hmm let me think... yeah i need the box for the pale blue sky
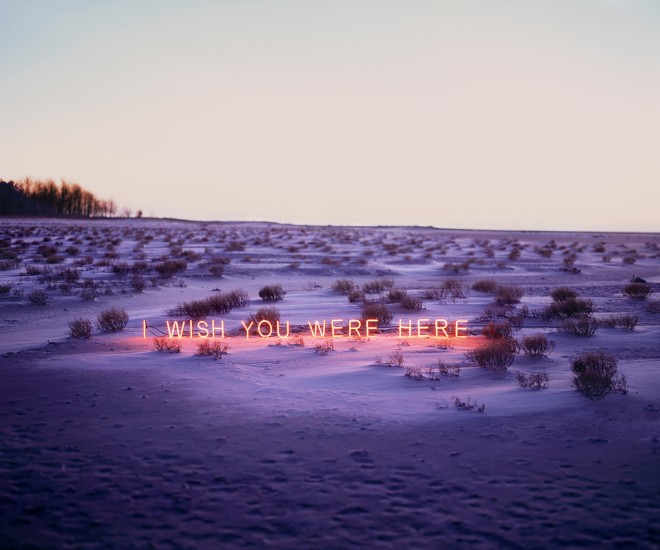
[1,0,659,230]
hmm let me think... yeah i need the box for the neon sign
[142,318,468,340]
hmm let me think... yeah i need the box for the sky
[1,0,659,231]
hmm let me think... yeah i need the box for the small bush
[386,288,408,303]
[226,289,250,308]
[153,337,182,353]
[287,335,305,347]
[543,297,593,319]
[0,259,20,271]
[258,284,286,302]
[314,339,334,355]
[361,302,393,325]
[170,299,212,319]
[452,396,485,412]
[200,294,230,314]
[438,279,469,302]
[472,279,498,294]
[481,320,513,340]
[226,241,245,252]
[332,279,356,294]
[551,287,578,302]
[363,278,395,294]
[385,351,405,367]
[437,361,460,377]
[208,263,225,277]
[68,318,92,339]
[195,339,229,359]
[465,339,517,371]
[28,289,48,305]
[81,281,100,301]
[247,307,280,325]
[571,351,627,400]
[112,262,131,277]
[495,285,524,307]
[347,290,365,303]
[598,314,638,330]
[647,300,660,314]
[0,283,12,295]
[623,282,651,299]
[404,366,424,380]
[154,259,187,278]
[130,274,146,293]
[97,308,129,332]
[400,293,424,311]
[520,333,555,356]
[562,315,598,337]
[516,371,549,390]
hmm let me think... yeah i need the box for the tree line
[0,178,138,218]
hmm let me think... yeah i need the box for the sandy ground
[1,218,659,548]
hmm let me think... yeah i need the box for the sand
[1,218,659,548]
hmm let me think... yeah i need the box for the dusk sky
[1,0,659,231]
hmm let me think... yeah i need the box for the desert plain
[1,217,659,548]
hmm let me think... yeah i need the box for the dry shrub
[404,366,424,380]
[481,320,513,340]
[25,264,47,276]
[386,288,408,303]
[476,305,509,322]
[332,279,356,294]
[363,278,395,294]
[28,289,48,305]
[225,289,250,308]
[543,298,593,319]
[520,333,555,357]
[208,263,225,277]
[571,351,627,400]
[170,299,212,319]
[347,290,365,303]
[0,283,12,295]
[247,307,280,325]
[81,280,100,301]
[647,300,660,314]
[314,339,334,355]
[551,287,578,302]
[516,371,549,390]
[438,279,469,302]
[384,351,405,367]
[68,318,92,339]
[205,294,233,315]
[400,294,423,311]
[562,315,598,337]
[112,262,131,277]
[195,340,229,359]
[130,275,146,293]
[443,262,470,273]
[153,336,181,353]
[0,259,20,271]
[598,314,638,330]
[465,339,517,371]
[154,259,187,278]
[259,284,286,301]
[361,301,393,325]
[287,335,305,347]
[472,279,498,294]
[452,396,485,412]
[97,308,129,332]
[623,282,651,299]
[495,285,524,307]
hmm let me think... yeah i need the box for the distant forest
[0,178,137,218]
